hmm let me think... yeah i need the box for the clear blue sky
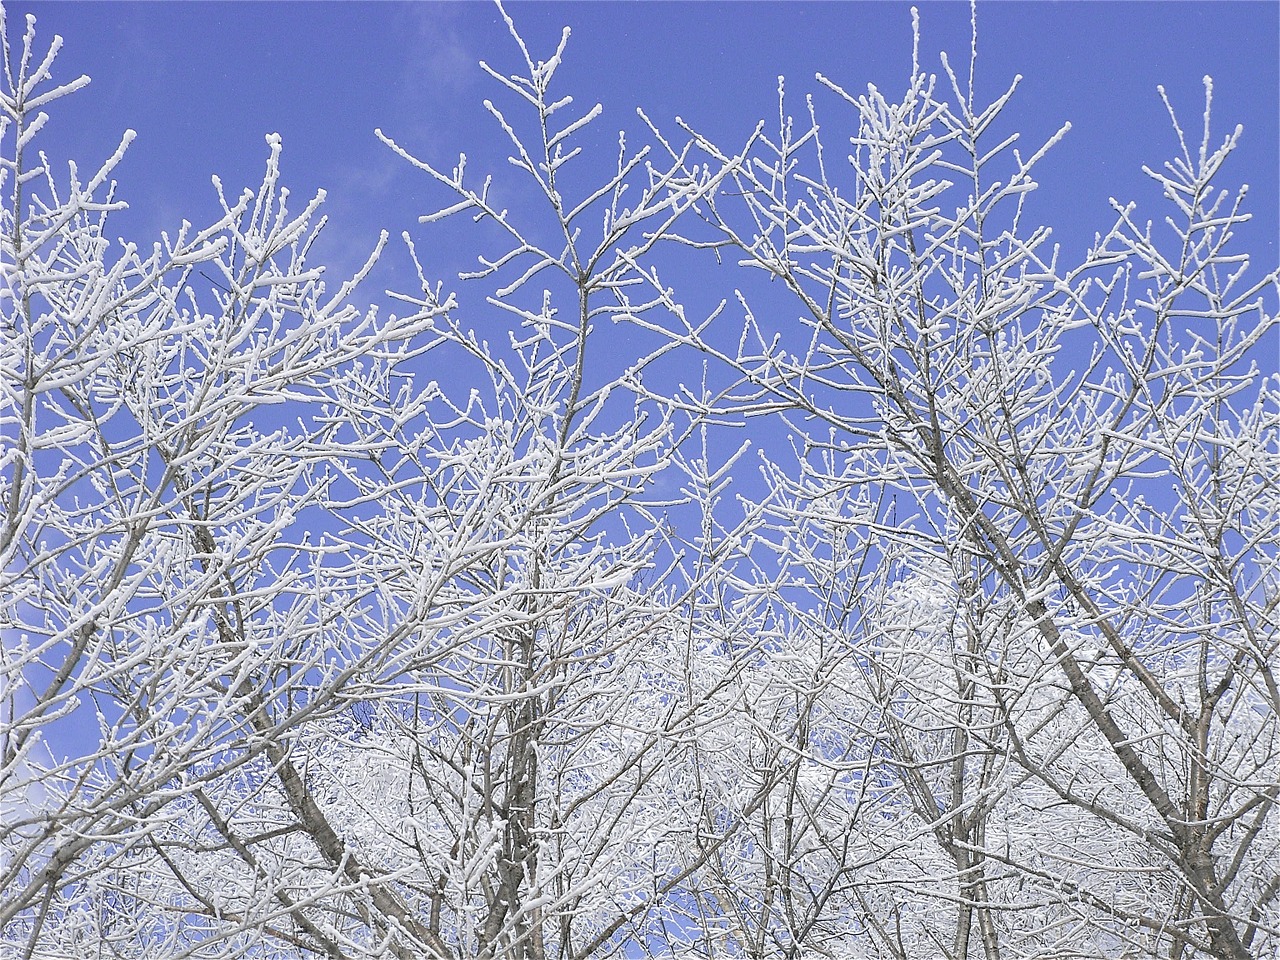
[6,7,1278,935]
[17,1,1278,297]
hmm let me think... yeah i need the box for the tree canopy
[2,5,1277,959]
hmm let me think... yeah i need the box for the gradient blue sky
[7,2,1279,880]
[13,1,1279,359]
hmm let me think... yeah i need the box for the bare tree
[2,7,768,958]
[644,9,1279,958]
[0,6,449,954]
[3,4,1276,960]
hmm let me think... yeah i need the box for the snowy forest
[2,4,1277,959]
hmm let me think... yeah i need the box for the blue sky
[18,1,1279,303]
[5,5,1278,944]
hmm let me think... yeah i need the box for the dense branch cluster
[2,6,1276,959]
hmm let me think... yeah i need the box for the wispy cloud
[395,2,480,104]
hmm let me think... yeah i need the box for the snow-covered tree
[643,10,1279,958]
[2,4,1276,960]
